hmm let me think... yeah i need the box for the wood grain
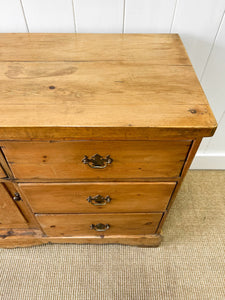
[0,228,44,248]
[36,213,162,237]
[0,61,216,137]
[0,164,6,178]
[46,234,162,247]
[0,148,13,178]
[2,140,191,179]
[0,229,161,248]
[0,62,210,106]
[0,33,190,63]
[0,127,217,141]
[0,183,27,225]
[0,34,217,139]
[19,182,176,213]
[5,181,43,229]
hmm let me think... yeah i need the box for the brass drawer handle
[82,154,113,169]
[90,223,110,232]
[87,195,111,206]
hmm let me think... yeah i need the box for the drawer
[2,140,191,179]
[36,213,163,237]
[19,182,176,213]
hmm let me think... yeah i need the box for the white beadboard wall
[0,0,225,169]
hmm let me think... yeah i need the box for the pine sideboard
[0,34,217,248]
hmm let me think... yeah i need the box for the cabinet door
[0,183,26,225]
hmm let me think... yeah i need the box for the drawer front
[19,182,176,213]
[36,213,163,237]
[2,141,191,179]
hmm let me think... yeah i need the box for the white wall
[0,0,225,169]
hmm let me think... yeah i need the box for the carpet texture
[0,171,225,300]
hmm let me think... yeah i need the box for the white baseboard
[190,154,225,169]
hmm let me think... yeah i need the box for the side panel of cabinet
[0,183,27,225]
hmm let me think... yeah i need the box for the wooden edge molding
[0,231,161,248]
[0,228,43,248]
[0,126,216,141]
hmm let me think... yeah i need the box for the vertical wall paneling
[199,14,225,157]
[201,13,225,122]
[191,112,225,168]
[0,0,27,32]
[22,0,75,33]
[196,139,211,154]
[172,0,225,79]
[124,0,177,33]
[206,112,225,154]
[74,0,124,33]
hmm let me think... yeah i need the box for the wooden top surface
[0,34,216,140]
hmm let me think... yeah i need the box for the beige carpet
[0,171,224,300]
